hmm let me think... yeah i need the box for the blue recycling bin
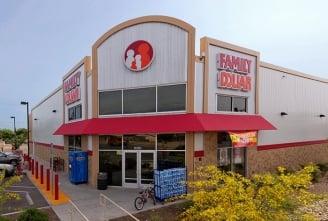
[69,151,88,184]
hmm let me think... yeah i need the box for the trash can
[97,172,108,190]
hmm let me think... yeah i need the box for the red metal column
[40,165,44,184]
[46,169,50,191]
[54,174,59,200]
[31,159,34,175]
[28,158,31,171]
[35,161,38,179]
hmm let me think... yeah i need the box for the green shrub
[18,208,48,221]
[0,216,10,221]
[181,165,318,221]
[317,163,328,173]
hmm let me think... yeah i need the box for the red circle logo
[124,40,154,72]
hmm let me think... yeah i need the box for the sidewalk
[51,173,181,221]
[26,157,181,221]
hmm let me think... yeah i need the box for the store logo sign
[217,53,252,92]
[124,40,154,72]
[64,71,81,105]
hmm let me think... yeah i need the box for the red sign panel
[124,40,154,72]
[216,53,252,92]
[64,71,81,105]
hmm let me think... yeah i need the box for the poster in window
[219,148,229,166]
[233,148,242,164]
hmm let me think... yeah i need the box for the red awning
[53,113,276,135]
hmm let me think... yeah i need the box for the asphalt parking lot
[1,174,49,215]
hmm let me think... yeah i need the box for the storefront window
[157,134,185,150]
[99,151,122,186]
[217,95,247,112]
[68,104,82,121]
[99,135,122,150]
[157,84,186,112]
[123,134,155,150]
[218,132,232,147]
[233,97,247,112]
[123,87,156,114]
[217,132,246,176]
[99,90,122,115]
[68,136,81,151]
[99,84,187,116]
[157,151,185,170]
[217,95,232,112]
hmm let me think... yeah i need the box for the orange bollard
[31,159,34,175]
[36,161,39,179]
[55,174,59,200]
[46,169,50,191]
[40,165,44,184]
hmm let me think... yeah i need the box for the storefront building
[30,16,328,188]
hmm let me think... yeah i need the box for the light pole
[20,101,29,156]
[10,116,16,149]
[10,116,16,134]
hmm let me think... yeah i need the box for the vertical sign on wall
[64,71,81,105]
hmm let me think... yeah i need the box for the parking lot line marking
[11,185,36,189]
[69,200,90,221]
[1,206,51,216]
[99,193,140,221]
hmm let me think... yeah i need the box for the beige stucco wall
[32,143,68,172]
[247,143,328,175]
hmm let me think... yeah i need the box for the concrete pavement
[52,173,180,221]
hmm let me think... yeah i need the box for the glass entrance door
[125,152,138,184]
[123,151,155,188]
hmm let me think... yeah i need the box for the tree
[181,165,318,221]
[0,128,27,150]
[0,171,21,212]
[0,129,15,144]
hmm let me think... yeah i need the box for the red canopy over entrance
[53,113,276,135]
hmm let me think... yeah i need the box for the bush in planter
[181,165,318,221]
[18,208,48,221]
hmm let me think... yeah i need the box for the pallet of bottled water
[154,168,187,201]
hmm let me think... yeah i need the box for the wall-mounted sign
[228,131,257,148]
[124,40,154,72]
[64,71,81,105]
[217,53,252,92]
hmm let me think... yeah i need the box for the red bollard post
[31,159,34,175]
[46,169,50,191]
[28,158,31,171]
[40,165,44,184]
[35,161,38,179]
[54,174,59,200]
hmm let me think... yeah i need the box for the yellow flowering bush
[0,170,21,212]
[181,165,318,221]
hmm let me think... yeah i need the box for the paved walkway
[52,173,175,221]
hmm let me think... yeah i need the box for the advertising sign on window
[219,148,229,166]
[228,131,257,148]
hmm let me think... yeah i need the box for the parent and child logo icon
[124,40,154,72]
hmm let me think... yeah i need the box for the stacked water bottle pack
[154,168,187,201]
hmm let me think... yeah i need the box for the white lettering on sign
[64,71,81,105]
[216,53,252,92]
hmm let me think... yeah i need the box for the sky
[0,0,327,129]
